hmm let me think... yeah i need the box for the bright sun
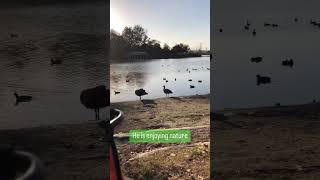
[110,8,124,33]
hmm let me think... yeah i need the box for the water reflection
[0,3,106,129]
[111,57,210,102]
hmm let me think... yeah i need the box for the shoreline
[3,95,320,178]
[0,95,210,179]
[110,54,209,63]
[213,101,320,179]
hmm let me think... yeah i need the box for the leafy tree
[171,43,190,54]
[122,25,149,49]
[110,29,127,59]
[163,43,170,52]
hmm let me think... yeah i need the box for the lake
[0,2,107,129]
[213,0,320,110]
[110,56,210,102]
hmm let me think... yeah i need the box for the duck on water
[14,92,32,105]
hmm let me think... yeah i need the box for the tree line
[110,25,201,61]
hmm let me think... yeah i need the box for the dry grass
[123,143,210,180]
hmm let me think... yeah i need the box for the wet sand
[213,102,320,180]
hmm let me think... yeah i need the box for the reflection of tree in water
[0,41,39,58]
[0,41,39,70]
[47,33,105,66]
[47,32,107,80]
[125,72,147,87]
[111,71,147,88]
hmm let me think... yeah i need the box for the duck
[10,34,18,38]
[188,79,192,82]
[282,59,294,67]
[114,90,120,95]
[135,88,148,100]
[256,74,271,86]
[190,85,195,88]
[163,85,173,97]
[80,86,109,120]
[250,57,263,63]
[50,57,62,65]
[264,22,271,27]
[252,29,256,36]
[14,92,32,105]
[310,20,317,26]
[198,80,202,83]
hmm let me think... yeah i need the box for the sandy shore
[112,95,210,179]
[0,95,210,179]
[213,103,320,180]
[4,96,320,179]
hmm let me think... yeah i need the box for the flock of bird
[114,64,210,100]
[219,17,305,86]
[250,56,294,85]
[118,75,206,100]
[13,57,64,105]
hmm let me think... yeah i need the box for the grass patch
[123,144,210,180]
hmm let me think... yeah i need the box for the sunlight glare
[110,8,124,33]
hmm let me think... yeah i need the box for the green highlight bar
[129,129,191,143]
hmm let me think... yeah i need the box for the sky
[110,0,210,51]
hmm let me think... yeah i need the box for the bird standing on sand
[14,92,32,105]
[163,86,173,97]
[80,85,109,120]
[135,88,148,100]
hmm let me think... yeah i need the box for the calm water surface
[213,0,320,110]
[110,56,210,102]
[0,3,107,129]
